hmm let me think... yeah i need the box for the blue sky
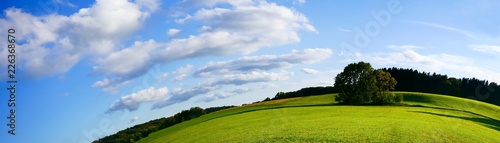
[1,0,500,142]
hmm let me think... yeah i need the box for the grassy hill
[137,92,500,143]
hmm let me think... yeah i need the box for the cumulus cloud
[301,68,319,74]
[0,0,156,78]
[107,87,168,113]
[93,40,161,76]
[92,40,161,93]
[193,48,332,77]
[470,44,500,53]
[91,0,316,93]
[157,0,316,60]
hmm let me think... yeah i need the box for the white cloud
[152,69,293,109]
[91,1,316,92]
[167,28,181,37]
[215,71,293,85]
[301,68,319,74]
[68,0,154,55]
[94,40,160,76]
[354,45,500,83]
[152,83,220,109]
[107,87,168,113]
[199,87,254,102]
[91,40,161,93]
[128,116,139,123]
[173,64,193,82]
[92,77,131,94]
[160,1,317,60]
[193,48,333,77]
[0,0,156,78]
[470,44,500,53]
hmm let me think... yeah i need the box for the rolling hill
[137,92,500,143]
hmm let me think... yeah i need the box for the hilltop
[138,92,500,143]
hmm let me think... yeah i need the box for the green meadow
[138,92,500,143]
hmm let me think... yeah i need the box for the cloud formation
[172,64,194,82]
[0,0,157,78]
[199,87,254,102]
[152,83,220,109]
[107,47,332,111]
[107,87,168,113]
[470,44,500,53]
[214,71,293,85]
[193,48,332,77]
[91,0,317,93]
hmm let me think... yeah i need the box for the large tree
[372,69,398,104]
[334,62,398,104]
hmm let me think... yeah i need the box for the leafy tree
[372,69,398,104]
[334,62,374,104]
[334,62,398,104]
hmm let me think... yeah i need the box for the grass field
[138,92,500,143]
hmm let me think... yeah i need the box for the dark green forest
[382,67,500,105]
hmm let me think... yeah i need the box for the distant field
[138,92,500,143]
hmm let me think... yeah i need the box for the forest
[382,67,500,105]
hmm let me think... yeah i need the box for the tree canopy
[334,62,399,104]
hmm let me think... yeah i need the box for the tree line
[272,86,338,100]
[93,106,234,143]
[271,63,499,106]
[381,67,500,105]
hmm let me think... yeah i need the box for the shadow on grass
[409,110,500,132]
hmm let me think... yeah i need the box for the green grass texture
[138,92,500,143]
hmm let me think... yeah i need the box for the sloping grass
[138,92,500,143]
